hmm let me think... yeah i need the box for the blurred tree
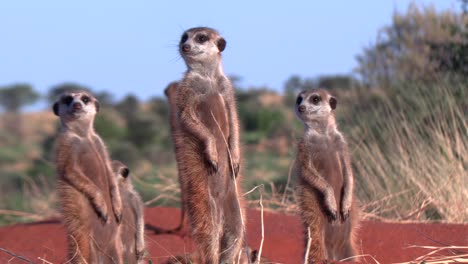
[237,88,287,144]
[94,91,115,107]
[355,4,467,87]
[0,83,39,113]
[461,0,467,14]
[149,96,169,119]
[47,83,92,104]
[283,75,317,105]
[0,83,39,137]
[317,75,358,90]
[126,114,160,149]
[115,94,140,120]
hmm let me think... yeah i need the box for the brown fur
[174,27,248,263]
[53,91,123,264]
[112,160,146,264]
[160,81,187,235]
[294,89,359,263]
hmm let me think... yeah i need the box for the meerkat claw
[233,163,240,177]
[326,209,338,223]
[98,211,108,225]
[341,209,350,222]
[115,213,122,224]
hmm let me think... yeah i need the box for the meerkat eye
[310,95,321,104]
[296,96,303,105]
[181,33,188,43]
[197,34,208,43]
[61,96,73,105]
[81,95,90,104]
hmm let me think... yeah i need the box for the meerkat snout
[182,43,191,53]
[298,105,306,113]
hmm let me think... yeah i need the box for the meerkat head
[53,91,100,123]
[112,160,131,186]
[179,27,226,67]
[295,89,337,124]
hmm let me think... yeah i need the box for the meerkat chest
[75,137,110,186]
[186,72,229,94]
[307,138,342,176]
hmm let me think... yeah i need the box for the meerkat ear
[121,167,130,178]
[53,102,60,116]
[217,37,226,52]
[329,97,337,110]
[94,100,100,112]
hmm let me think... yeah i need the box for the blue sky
[0,0,460,110]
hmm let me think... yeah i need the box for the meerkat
[112,160,146,264]
[53,91,123,263]
[154,81,187,235]
[294,89,359,263]
[174,27,248,263]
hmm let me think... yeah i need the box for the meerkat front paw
[205,139,219,172]
[230,149,240,177]
[112,204,123,224]
[111,193,123,224]
[136,242,145,262]
[340,196,352,222]
[324,192,338,223]
[93,192,109,224]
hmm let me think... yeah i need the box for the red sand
[0,207,466,263]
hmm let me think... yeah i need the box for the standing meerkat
[174,27,248,263]
[53,91,123,263]
[162,81,187,235]
[112,160,146,264]
[294,89,359,263]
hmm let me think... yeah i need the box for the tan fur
[53,91,123,264]
[174,27,248,263]
[112,160,146,264]
[161,81,187,235]
[294,89,359,263]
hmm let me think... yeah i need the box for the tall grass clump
[344,77,467,222]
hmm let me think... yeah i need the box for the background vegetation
[0,3,466,225]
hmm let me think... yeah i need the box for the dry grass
[349,83,467,223]
[395,245,468,264]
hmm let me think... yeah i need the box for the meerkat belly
[77,144,119,251]
[79,144,112,198]
[57,179,92,229]
[313,148,344,209]
[197,93,231,198]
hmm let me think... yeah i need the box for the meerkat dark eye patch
[61,96,73,105]
[197,34,209,43]
[329,97,337,110]
[296,96,303,105]
[310,95,321,104]
[81,95,90,104]
[181,33,188,43]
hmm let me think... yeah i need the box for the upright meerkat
[161,81,187,235]
[294,89,359,263]
[53,91,123,263]
[174,27,247,263]
[112,160,146,264]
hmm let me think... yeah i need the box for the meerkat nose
[72,102,82,110]
[182,44,191,52]
[298,105,306,113]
